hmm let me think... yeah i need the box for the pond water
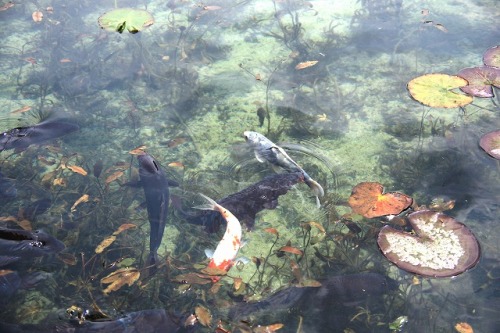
[0,0,499,332]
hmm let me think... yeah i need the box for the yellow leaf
[67,165,88,176]
[194,305,212,327]
[295,60,318,70]
[71,194,89,212]
[95,235,116,254]
[101,267,140,294]
[112,223,137,235]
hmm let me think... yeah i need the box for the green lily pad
[407,73,473,108]
[98,8,154,34]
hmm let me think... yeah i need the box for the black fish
[0,117,79,152]
[0,227,65,257]
[0,309,184,333]
[138,154,175,275]
[0,171,17,199]
[176,172,304,232]
[229,272,398,320]
[22,198,52,220]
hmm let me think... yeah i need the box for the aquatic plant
[407,73,473,108]
[98,8,154,34]
[479,130,500,160]
[458,66,500,98]
[377,210,480,277]
[483,45,500,68]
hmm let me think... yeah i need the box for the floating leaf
[129,145,147,155]
[377,210,480,278]
[112,223,137,235]
[458,66,500,98]
[479,130,500,160]
[194,305,212,327]
[101,267,140,294]
[95,235,116,254]
[455,322,474,333]
[67,165,88,176]
[71,194,89,212]
[407,73,473,108]
[105,170,123,184]
[483,45,500,68]
[253,323,284,333]
[98,8,154,34]
[11,106,31,114]
[348,182,412,218]
[295,60,318,70]
[279,246,303,256]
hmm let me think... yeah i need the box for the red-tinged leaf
[279,246,303,256]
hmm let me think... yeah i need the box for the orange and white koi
[196,194,242,272]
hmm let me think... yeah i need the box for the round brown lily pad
[479,130,500,160]
[458,66,500,98]
[377,210,480,278]
[348,182,413,218]
[483,45,500,68]
[407,73,473,108]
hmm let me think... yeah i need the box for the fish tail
[305,178,325,197]
[193,193,218,211]
[145,252,158,277]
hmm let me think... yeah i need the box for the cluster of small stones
[384,217,464,270]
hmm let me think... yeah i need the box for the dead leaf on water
[279,246,303,256]
[71,194,89,212]
[101,267,140,294]
[67,165,87,176]
[454,322,473,333]
[295,60,318,70]
[95,235,116,254]
[128,145,147,155]
[105,171,124,184]
[112,223,137,235]
[194,305,212,327]
[10,106,31,114]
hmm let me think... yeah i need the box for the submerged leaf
[67,165,88,176]
[278,246,303,256]
[71,194,89,212]
[348,182,412,218]
[295,60,318,70]
[98,8,154,34]
[95,235,116,254]
[407,73,473,108]
[101,267,140,294]
[194,305,212,327]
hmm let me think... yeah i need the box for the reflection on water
[0,0,499,332]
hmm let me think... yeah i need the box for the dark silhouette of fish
[175,172,304,232]
[0,171,17,199]
[0,309,186,333]
[0,117,79,152]
[228,272,398,320]
[137,153,176,275]
[0,227,65,257]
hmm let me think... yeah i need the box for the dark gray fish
[0,117,79,152]
[0,270,50,299]
[229,272,397,320]
[138,153,174,275]
[0,227,65,257]
[22,198,52,220]
[0,309,185,333]
[175,172,304,232]
[243,131,324,199]
[0,171,16,199]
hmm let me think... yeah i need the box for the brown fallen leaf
[279,246,303,256]
[112,223,137,236]
[233,277,243,291]
[253,323,284,332]
[194,305,212,327]
[128,145,147,155]
[295,60,318,70]
[105,171,124,185]
[10,106,31,114]
[32,11,43,22]
[264,227,279,236]
[58,252,77,265]
[95,235,116,254]
[454,322,473,333]
[0,2,14,11]
[53,178,67,187]
[71,194,89,212]
[167,161,184,168]
[59,58,72,63]
[101,267,140,294]
[67,165,87,176]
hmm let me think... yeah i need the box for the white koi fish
[243,131,325,199]
[196,194,242,272]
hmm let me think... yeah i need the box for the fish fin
[204,248,214,259]
[254,150,266,163]
[306,178,324,197]
[193,193,218,211]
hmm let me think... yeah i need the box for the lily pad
[479,130,500,160]
[483,45,500,68]
[348,182,413,219]
[98,8,154,34]
[377,210,480,278]
[407,73,473,108]
[458,66,500,98]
